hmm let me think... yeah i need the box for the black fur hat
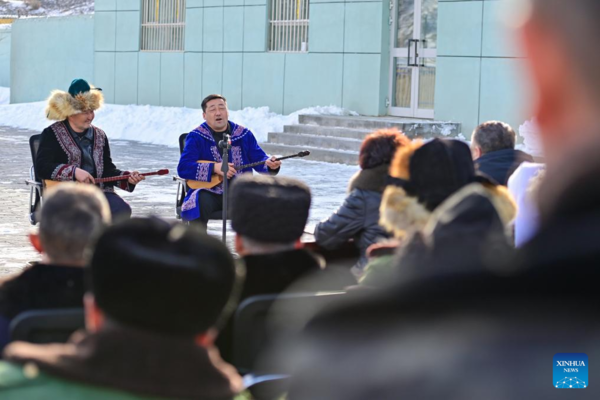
[230,174,311,243]
[88,217,240,335]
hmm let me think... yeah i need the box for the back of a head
[89,217,239,335]
[359,129,410,170]
[230,174,311,245]
[39,183,110,265]
[472,121,516,155]
[529,0,600,104]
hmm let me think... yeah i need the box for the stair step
[268,132,363,152]
[260,143,359,165]
[299,115,460,138]
[283,124,372,140]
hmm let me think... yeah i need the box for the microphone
[219,133,231,150]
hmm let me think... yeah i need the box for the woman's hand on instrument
[215,162,236,179]
[266,156,281,170]
[75,168,95,184]
[128,171,145,185]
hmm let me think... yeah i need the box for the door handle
[408,39,419,67]
[419,40,427,67]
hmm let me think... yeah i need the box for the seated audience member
[361,138,516,288]
[0,183,110,349]
[471,121,534,185]
[0,218,244,399]
[508,162,546,247]
[314,129,410,277]
[231,174,329,300]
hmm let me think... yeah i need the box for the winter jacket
[0,263,85,351]
[0,324,245,399]
[314,164,391,271]
[474,148,534,185]
[360,182,516,288]
[36,122,135,193]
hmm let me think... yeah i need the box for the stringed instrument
[44,169,169,189]
[187,151,310,190]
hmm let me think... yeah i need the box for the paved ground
[0,125,357,276]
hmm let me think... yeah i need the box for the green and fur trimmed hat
[45,79,104,121]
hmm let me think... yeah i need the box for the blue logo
[554,353,588,389]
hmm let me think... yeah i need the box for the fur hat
[380,139,501,238]
[46,78,104,121]
[230,174,311,244]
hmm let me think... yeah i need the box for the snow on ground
[0,0,94,17]
[0,89,356,144]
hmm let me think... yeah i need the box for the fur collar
[380,183,516,239]
[348,164,389,193]
[46,87,104,121]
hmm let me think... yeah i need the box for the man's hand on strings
[128,171,145,185]
[75,168,95,184]
[266,156,281,170]
[215,162,236,179]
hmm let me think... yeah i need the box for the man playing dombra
[36,79,144,220]
[177,94,282,229]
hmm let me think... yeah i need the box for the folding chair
[233,292,346,375]
[10,308,85,344]
[173,133,223,221]
[24,134,43,225]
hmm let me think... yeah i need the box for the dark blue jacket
[475,149,534,185]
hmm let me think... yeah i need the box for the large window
[268,0,309,53]
[141,0,186,52]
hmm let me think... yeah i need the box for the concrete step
[283,124,372,140]
[299,115,461,138]
[268,132,363,152]
[261,143,358,165]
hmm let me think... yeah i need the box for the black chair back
[10,308,85,344]
[233,292,345,375]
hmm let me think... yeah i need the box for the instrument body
[187,151,310,190]
[43,169,169,189]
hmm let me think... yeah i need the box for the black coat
[314,164,391,270]
[287,165,600,399]
[0,264,85,350]
[475,148,534,185]
[36,122,134,192]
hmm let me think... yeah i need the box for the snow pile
[518,119,544,157]
[0,0,94,17]
[0,93,356,146]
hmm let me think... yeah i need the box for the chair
[173,133,223,221]
[25,134,43,225]
[10,308,85,344]
[233,291,346,375]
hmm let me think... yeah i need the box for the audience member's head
[359,129,410,170]
[86,217,240,342]
[230,175,311,256]
[521,0,600,166]
[30,183,110,267]
[470,121,516,160]
[380,138,496,237]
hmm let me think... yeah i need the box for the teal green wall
[10,16,94,104]
[434,0,531,136]
[94,0,389,115]
[0,28,10,88]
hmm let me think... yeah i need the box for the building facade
[8,0,530,136]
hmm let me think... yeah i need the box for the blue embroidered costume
[177,121,275,221]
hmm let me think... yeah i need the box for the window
[141,0,186,52]
[268,0,309,53]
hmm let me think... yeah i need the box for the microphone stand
[218,133,232,243]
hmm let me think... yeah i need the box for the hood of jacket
[348,164,389,193]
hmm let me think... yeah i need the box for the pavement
[0,125,357,276]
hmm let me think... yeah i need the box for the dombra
[43,169,169,188]
[187,151,310,190]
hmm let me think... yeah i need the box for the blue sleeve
[314,190,367,249]
[245,132,270,174]
[177,133,215,182]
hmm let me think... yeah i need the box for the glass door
[389,0,437,118]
